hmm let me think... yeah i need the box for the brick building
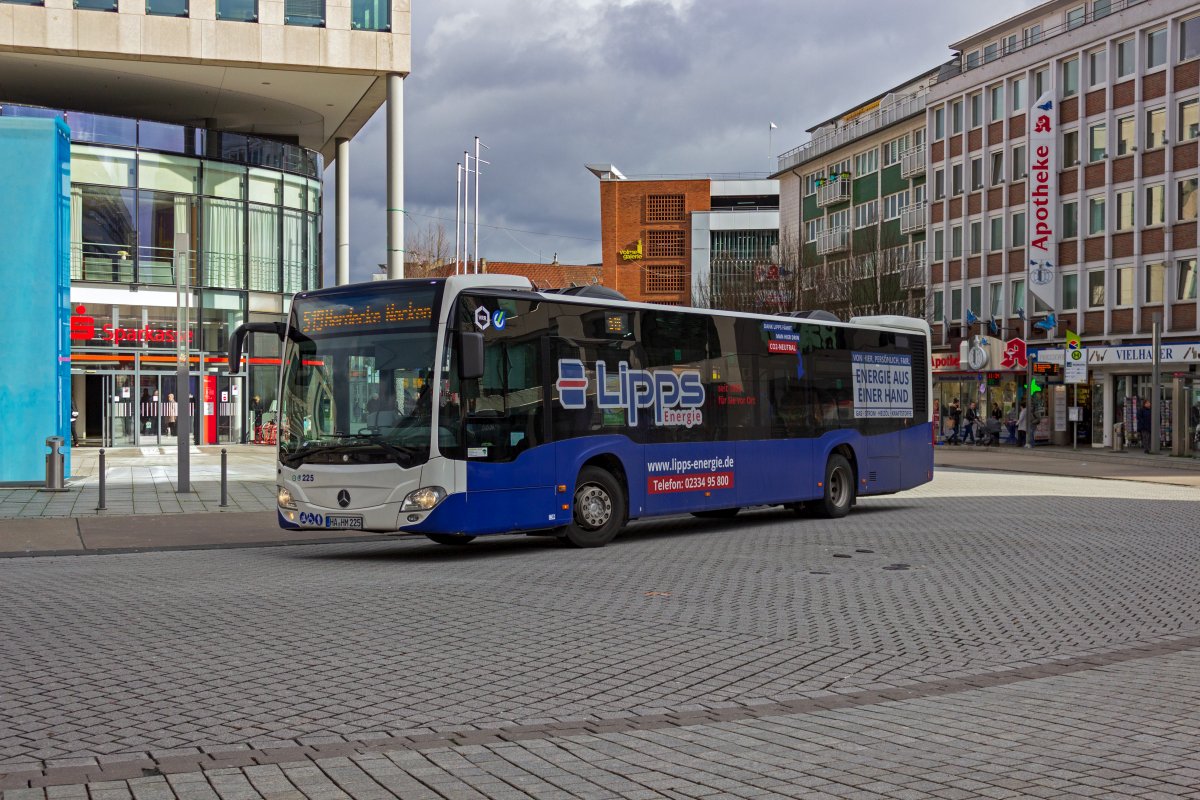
[588,164,778,307]
[424,260,603,290]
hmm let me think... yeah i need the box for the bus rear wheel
[562,467,625,548]
[814,454,855,519]
[425,533,476,546]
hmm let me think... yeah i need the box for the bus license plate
[326,515,363,530]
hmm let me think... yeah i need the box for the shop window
[249,204,281,293]
[1144,263,1165,304]
[283,210,305,294]
[137,192,196,285]
[200,290,245,355]
[75,186,136,283]
[1088,270,1106,308]
[202,198,246,289]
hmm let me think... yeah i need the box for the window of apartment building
[1011,77,1026,112]
[990,216,1004,251]
[829,158,851,177]
[914,127,926,149]
[1179,178,1198,221]
[965,50,981,71]
[1147,28,1167,69]
[882,191,909,221]
[644,264,686,294]
[971,93,983,128]
[1094,0,1112,18]
[990,150,1004,185]
[951,287,963,320]
[1088,270,1106,307]
[1116,115,1135,156]
[1066,6,1085,30]
[1003,34,1019,55]
[804,170,825,195]
[1182,17,1200,61]
[952,163,964,195]
[1062,58,1080,97]
[1011,144,1027,180]
[1116,190,1135,230]
[1063,129,1080,166]
[970,284,982,316]
[805,219,823,242]
[1179,258,1198,301]
[934,168,946,200]
[75,0,118,10]
[854,200,878,229]
[984,43,999,63]
[1145,107,1166,149]
[1089,196,1106,235]
[1116,38,1135,77]
[1011,212,1026,248]
[1033,68,1049,100]
[854,148,879,175]
[970,221,983,255]
[951,225,963,258]
[952,100,964,134]
[146,0,188,17]
[1088,49,1107,87]
[1115,266,1134,306]
[646,230,685,258]
[216,0,257,21]
[829,208,850,231]
[1144,262,1166,304]
[971,157,984,190]
[1089,123,1107,161]
[934,107,946,139]
[1062,272,1079,310]
[882,135,908,166]
[352,0,390,31]
[1024,24,1042,47]
[933,289,944,321]
[990,85,1005,121]
[989,281,1003,317]
[934,229,945,261]
[646,194,685,222]
[1145,184,1165,226]
[1063,200,1079,238]
[1181,99,1199,142]
[1012,279,1026,315]
[284,0,324,26]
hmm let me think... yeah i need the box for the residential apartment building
[926,0,1199,449]
[0,0,410,480]
[588,164,778,308]
[773,69,938,320]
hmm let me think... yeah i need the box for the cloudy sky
[327,0,1041,283]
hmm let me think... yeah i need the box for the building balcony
[816,178,851,208]
[777,91,927,172]
[816,227,850,256]
[897,259,927,289]
[899,202,928,235]
[900,146,925,179]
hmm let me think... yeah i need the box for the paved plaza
[2,469,1199,798]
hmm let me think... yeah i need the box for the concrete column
[335,137,350,286]
[387,73,405,279]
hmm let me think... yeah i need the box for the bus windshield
[278,283,443,469]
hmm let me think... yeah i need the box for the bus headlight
[401,486,446,511]
[277,486,296,509]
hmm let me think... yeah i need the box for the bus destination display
[297,293,436,336]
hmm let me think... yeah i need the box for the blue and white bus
[229,275,933,548]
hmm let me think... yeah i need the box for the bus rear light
[401,486,446,511]
[562,504,569,510]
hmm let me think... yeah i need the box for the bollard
[219,448,229,507]
[41,436,68,492]
[96,448,107,510]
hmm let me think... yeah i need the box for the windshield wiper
[340,433,419,465]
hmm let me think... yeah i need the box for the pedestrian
[70,398,80,447]
[1016,402,1028,447]
[1137,398,1153,453]
[947,398,962,445]
[165,393,177,436]
[1005,405,1018,444]
[984,407,1002,447]
[964,401,979,445]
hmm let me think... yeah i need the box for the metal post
[220,447,228,507]
[97,448,106,510]
[1151,312,1162,455]
[386,73,405,279]
[473,136,480,275]
[463,150,471,272]
[454,162,462,274]
[174,204,191,494]
[336,137,350,286]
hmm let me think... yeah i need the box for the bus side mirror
[458,331,485,380]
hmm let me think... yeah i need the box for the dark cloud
[326,0,1039,283]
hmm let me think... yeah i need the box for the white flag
[769,122,778,129]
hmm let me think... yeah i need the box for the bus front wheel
[426,533,476,546]
[562,467,625,548]
[814,454,855,519]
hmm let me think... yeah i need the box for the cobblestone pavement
[2,470,1198,798]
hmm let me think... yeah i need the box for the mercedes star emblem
[337,490,351,508]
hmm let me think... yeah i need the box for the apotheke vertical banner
[1027,91,1058,311]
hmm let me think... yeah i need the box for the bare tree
[793,225,926,320]
[400,220,454,278]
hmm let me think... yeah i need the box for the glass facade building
[0,103,323,448]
